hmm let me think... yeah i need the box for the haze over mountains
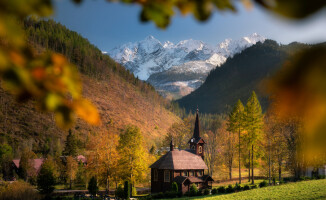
[107,33,266,99]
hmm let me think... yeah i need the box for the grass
[161,179,326,200]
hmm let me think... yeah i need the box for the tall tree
[117,125,148,184]
[63,129,78,157]
[227,100,244,183]
[65,156,78,189]
[37,156,57,196]
[86,131,119,193]
[19,148,37,182]
[244,91,263,184]
[0,143,13,180]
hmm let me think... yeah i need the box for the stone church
[150,109,214,194]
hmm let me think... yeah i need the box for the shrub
[196,190,203,196]
[189,183,198,196]
[115,184,124,198]
[203,188,210,195]
[87,176,98,197]
[0,180,41,200]
[318,175,326,179]
[217,186,226,194]
[279,180,285,184]
[211,188,218,194]
[259,180,268,188]
[235,183,242,191]
[243,185,250,190]
[250,184,258,189]
[299,176,306,181]
[171,182,178,192]
[124,181,131,200]
[37,162,56,195]
[164,191,179,198]
[132,186,137,196]
[226,184,235,193]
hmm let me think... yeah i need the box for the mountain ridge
[107,33,266,98]
[176,40,311,114]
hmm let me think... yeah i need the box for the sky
[52,0,326,52]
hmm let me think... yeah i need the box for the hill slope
[177,40,310,114]
[0,19,180,156]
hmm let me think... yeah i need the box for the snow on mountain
[106,33,265,99]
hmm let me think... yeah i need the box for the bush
[88,176,98,197]
[0,180,41,200]
[132,186,137,196]
[211,188,218,194]
[164,191,179,198]
[196,190,203,196]
[152,192,164,199]
[226,185,235,193]
[299,176,306,181]
[37,163,56,195]
[259,180,268,188]
[279,180,285,184]
[318,175,326,179]
[115,184,124,198]
[124,181,131,200]
[243,185,250,190]
[171,182,178,192]
[235,183,242,191]
[203,188,210,195]
[250,184,258,189]
[189,183,198,196]
[217,186,226,194]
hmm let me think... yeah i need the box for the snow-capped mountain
[106,33,265,99]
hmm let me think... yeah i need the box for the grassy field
[162,179,326,200]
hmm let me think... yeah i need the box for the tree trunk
[268,138,271,185]
[278,156,282,182]
[239,127,241,184]
[251,144,254,184]
[248,150,251,182]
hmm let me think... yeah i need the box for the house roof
[149,149,208,170]
[12,158,45,173]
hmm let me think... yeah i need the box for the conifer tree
[244,91,263,184]
[63,129,77,157]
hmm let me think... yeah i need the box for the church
[150,109,214,194]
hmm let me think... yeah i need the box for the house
[305,165,326,178]
[150,109,214,194]
[12,158,45,177]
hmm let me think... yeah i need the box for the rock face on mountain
[107,34,265,99]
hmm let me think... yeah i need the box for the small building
[12,158,45,177]
[305,165,326,178]
[150,109,214,194]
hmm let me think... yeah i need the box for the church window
[164,170,170,182]
[198,171,203,177]
[154,169,158,181]
[182,171,188,176]
[199,146,202,153]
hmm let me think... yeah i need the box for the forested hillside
[0,19,181,157]
[177,40,310,114]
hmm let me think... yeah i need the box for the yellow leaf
[74,99,101,125]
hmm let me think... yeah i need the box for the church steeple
[189,107,205,160]
[193,108,200,139]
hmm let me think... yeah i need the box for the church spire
[193,107,200,139]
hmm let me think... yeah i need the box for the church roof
[149,149,208,170]
[173,175,214,184]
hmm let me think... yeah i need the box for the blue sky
[52,0,326,52]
